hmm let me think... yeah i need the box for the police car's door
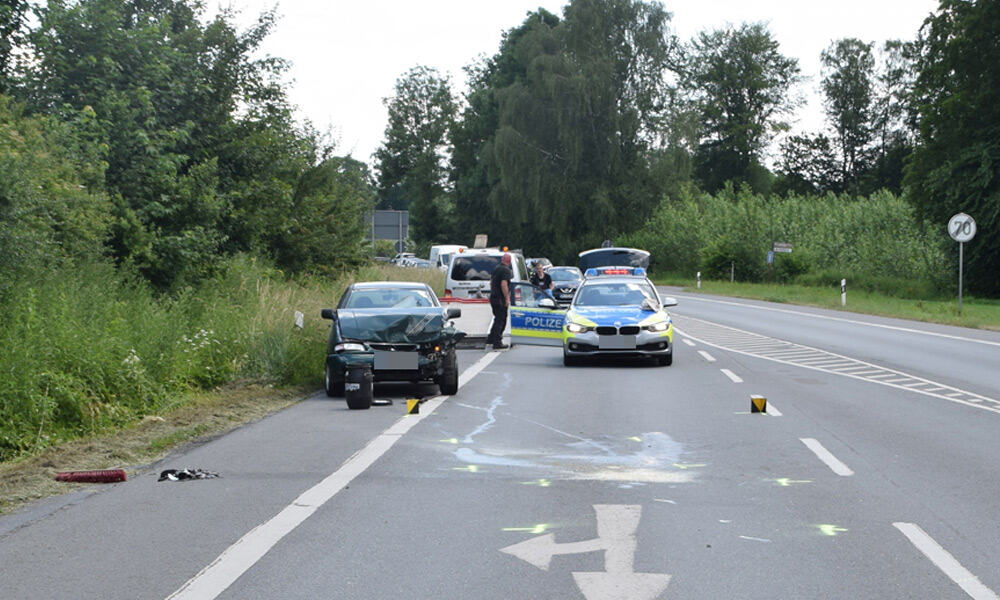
[509,282,566,346]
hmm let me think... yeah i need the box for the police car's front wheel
[657,354,672,366]
[563,352,582,367]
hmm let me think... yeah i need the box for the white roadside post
[948,213,977,315]
[697,271,701,289]
[841,279,846,307]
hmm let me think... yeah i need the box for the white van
[445,249,528,298]
[429,244,467,271]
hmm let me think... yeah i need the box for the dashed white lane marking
[720,369,743,383]
[894,522,1000,600]
[665,293,1000,348]
[698,350,716,363]
[682,338,696,347]
[800,438,854,476]
[672,315,1000,416]
[166,351,503,600]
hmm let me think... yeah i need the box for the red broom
[55,469,127,483]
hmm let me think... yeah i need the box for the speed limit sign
[949,213,977,242]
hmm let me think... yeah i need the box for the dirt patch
[0,383,306,515]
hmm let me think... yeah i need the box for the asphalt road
[2,294,999,600]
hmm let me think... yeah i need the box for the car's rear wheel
[325,364,344,397]
[657,354,673,366]
[437,349,459,395]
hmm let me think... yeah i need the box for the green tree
[27,0,303,286]
[905,0,1000,296]
[686,23,802,192]
[374,66,456,244]
[0,0,29,93]
[821,38,876,193]
[774,133,839,195]
[451,0,679,260]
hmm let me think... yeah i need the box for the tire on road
[437,349,459,395]
[325,364,344,397]
[657,353,673,366]
[563,352,581,367]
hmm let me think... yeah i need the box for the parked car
[390,252,415,265]
[320,282,464,396]
[526,257,553,271]
[445,248,528,298]
[547,266,584,307]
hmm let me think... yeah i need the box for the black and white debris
[158,468,220,482]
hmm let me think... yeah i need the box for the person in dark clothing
[487,253,513,349]
[529,261,554,301]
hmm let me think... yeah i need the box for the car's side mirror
[538,298,556,309]
[321,309,336,320]
[659,296,678,307]
[446,307,462,319]
[641,298,658,312]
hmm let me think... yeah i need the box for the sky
[224,0,940,163]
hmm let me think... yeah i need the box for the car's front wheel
[657,353,673,366]
[437,349,459,395]
[563,351,581,367]
[325,364,344,397]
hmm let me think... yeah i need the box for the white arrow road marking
[501,505,671,600]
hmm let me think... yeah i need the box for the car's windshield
[450,256,500,281]
[574,281,658,307]
[344,288,436,309]
[548,268,581,282]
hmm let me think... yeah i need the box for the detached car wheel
[325,364,344,397]
[437,349,459,396]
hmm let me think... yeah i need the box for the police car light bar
[584,267,646,277]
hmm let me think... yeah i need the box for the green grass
[0,257,446,462]
[653,275,1000,331]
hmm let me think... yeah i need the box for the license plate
[599,335,636,350]
[374,351,418,370]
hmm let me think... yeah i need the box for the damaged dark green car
[320,282,464,397]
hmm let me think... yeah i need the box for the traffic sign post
[948,213,977,315]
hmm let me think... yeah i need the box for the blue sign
[767,250,774,264]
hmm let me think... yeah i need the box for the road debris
[158,469,219,482]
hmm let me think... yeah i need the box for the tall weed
[0,257,445,460]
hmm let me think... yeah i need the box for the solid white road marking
[501,505,671,600]
[166,351,503,600]
[800,438,854,476]
[720,369,743,383]
[766,403,782,416]
[894,522,1000,600]
[667,293,1000,348]
[698,350,716,362]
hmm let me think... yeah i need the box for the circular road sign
[948,213,977,243]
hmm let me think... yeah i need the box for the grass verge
[654,276,1000,331]
[0,383,305,515]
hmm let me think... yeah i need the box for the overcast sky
[225,0,939,163]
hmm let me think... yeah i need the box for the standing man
[529,261,554,301]
[487,253,513,350]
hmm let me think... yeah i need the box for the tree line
[1,0,373,292]
[374,0,999,296]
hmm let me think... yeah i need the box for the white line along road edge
[800,438,854,476]
[166,351,503,600]
[894,522,1000,600]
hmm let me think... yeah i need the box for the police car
[508,251,677,366]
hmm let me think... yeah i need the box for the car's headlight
[566,322,590,334]
[645,321,670,332]
[335,342,367,352]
